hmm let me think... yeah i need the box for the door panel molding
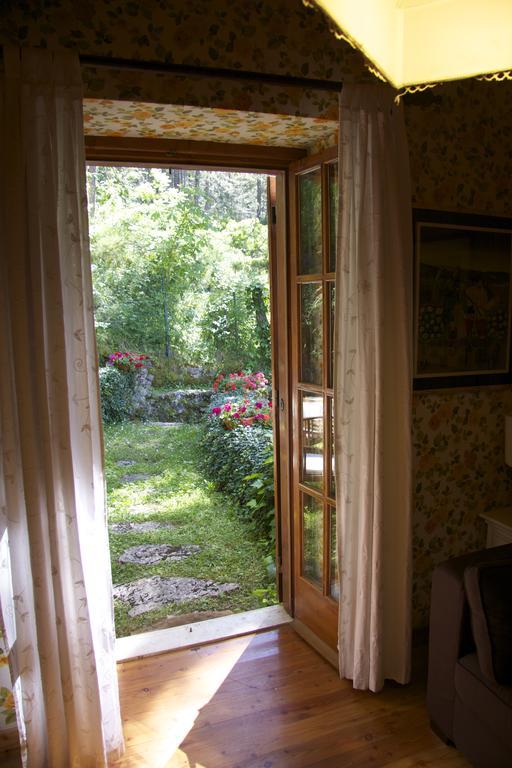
[288,147,339,653]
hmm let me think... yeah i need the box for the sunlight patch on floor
[114,634,253,767]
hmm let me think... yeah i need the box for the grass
[104,421,275,637]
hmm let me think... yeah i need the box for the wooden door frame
[287,146,339,652]
[85,135,303,616]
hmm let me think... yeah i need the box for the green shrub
[244,451,276,547]
[98,366,133,424]
[200,417,274,541]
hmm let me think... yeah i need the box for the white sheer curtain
[0,46,124,765]
[334,85,413,692]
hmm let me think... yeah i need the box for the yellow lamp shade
[313,0,512,89]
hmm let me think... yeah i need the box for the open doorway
[87,164,279,639]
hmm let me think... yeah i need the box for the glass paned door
[290,152,338,652]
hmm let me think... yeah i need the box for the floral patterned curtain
[0,47,124,766]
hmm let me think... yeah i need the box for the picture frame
[413,208,512,390]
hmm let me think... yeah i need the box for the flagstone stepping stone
[117,460,136,467]
[109,521,173,534]
[113,576,239,617]
[121,473,150,483]
[148,421,182,427]
[118,543,200,565]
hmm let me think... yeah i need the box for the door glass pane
[298,168,322,274]
[300,282,323,385]
[328,396,335,499]
[329,505,339,600]
[328,162,338,273]
[301,393,323,490]
[328,281,335,389]
[302,493,323,589]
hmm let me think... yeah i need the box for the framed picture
[413,209,512,389]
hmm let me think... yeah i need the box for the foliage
[199,219,271,373]
[88,166,271,383]
[90,168,209,366]
[105,422,275,637]
[99,366,133,424]
[243,451,276,548]
[99,355,154,423]
[200,414,274,542]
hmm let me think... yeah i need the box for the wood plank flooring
[112,625,470,768]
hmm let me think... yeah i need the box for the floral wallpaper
[412,388,512,626]
[2,1,512,636]
[83,98,338,149]
[407,77,512,626]
[406,78,512,217]
[0,0,364,118]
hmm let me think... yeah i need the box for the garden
[89,167,277,637]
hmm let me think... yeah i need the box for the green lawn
[104,422,275,637]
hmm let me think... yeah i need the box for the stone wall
[150,389,212,423]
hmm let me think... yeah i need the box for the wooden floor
[112,625,470,768]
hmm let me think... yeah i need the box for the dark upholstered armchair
[427,543,512,768]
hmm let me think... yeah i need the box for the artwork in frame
[413,209,512,389]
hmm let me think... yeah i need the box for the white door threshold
[115,603,292,663]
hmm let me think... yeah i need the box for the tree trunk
[251,286,269,335]
[256,175,267,224]
[88,165,97,217]
[162,274,171,358]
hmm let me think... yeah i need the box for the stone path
[113,576,239,617]
[121,473,150,483]
[147,421,182,427]
[109,521,173,534]
[117,460,136,467]
[118,543,200,565]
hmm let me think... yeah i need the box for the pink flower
[239,406,247,413]
[212,406,221,415]
[255,402,263,409]
[233,412,240,419]
[254,413,264,420]
[224,403,231,412]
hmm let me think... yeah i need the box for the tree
[88,166,271,381]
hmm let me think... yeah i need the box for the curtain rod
[80,54,343,93]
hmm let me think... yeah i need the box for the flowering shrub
[201,370,275,546]
[209,371,272,430]
[210,396,272,430]
[107,351,153,373]
[212,371,269,397]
